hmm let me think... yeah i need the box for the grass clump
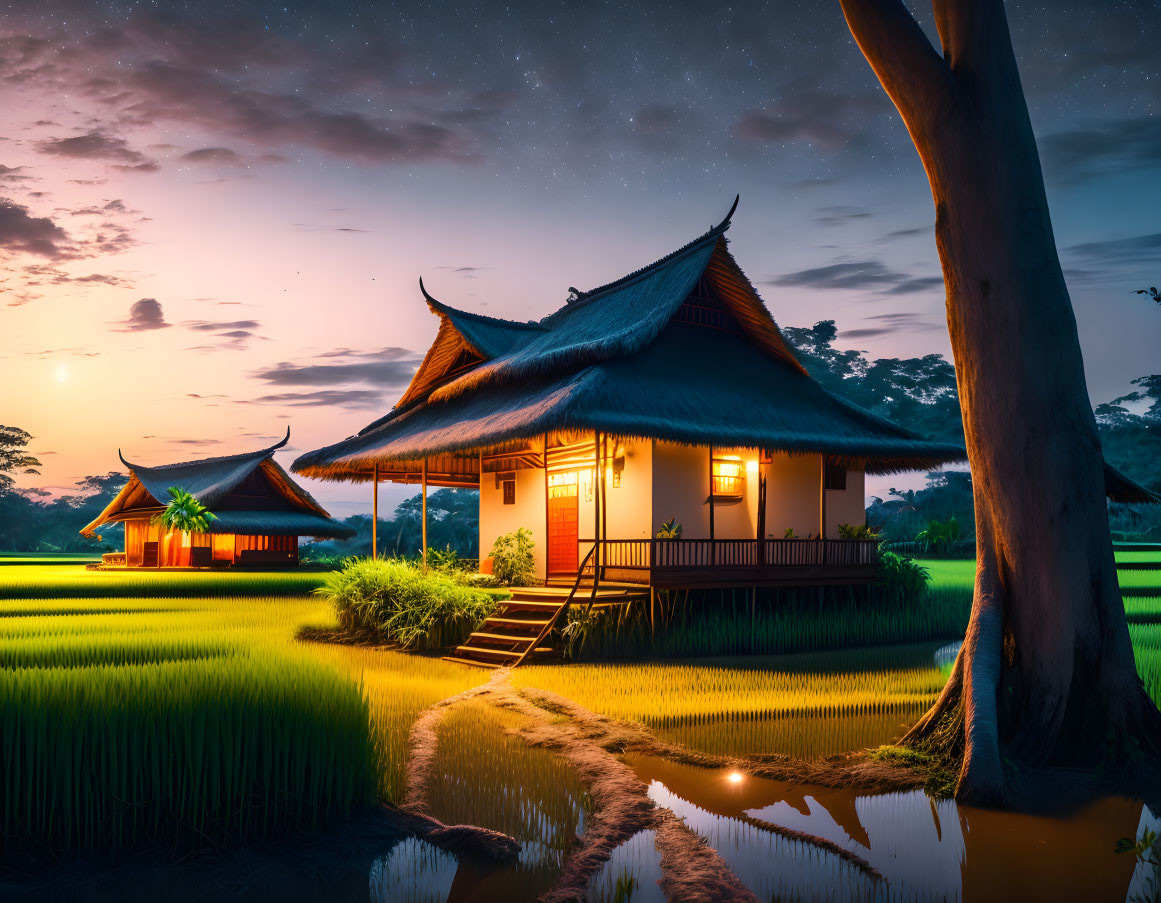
[869,745,958,798]
[315,557,497,650]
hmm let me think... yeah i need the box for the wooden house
[294,199,1159,666]
[81,429,354,567]
[292,200,969,577]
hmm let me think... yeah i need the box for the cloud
[735,89,889,149]
[1065,232,1161,266]
[0,164,32,183]
[113,298,170,332]
[251,347,419,388]
[0,199,69,257]
[21,264,132,288]
[813,206,872,228]
[183,319,261,332]
[180,147,242,164]
[1041,117,1161,186]
[242,389,387,409]
[839,313,942,339]
[766,260,944,295]
[35,130,157,170]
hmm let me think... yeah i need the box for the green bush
[489,527,537,586]
[838,522,880,540]
[316,557,497,649]
[877,550,930,604]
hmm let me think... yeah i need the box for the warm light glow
[745,459,759,474]
[712,456,744,496]
[727,771,744,784]
[54,363,69,383]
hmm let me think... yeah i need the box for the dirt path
[398,666,883,902]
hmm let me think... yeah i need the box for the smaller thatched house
[81,429,354,567]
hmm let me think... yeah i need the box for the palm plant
[914,515,959,557]
[656,518,683,539]
[153,486,217,535]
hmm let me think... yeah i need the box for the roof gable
[422,199,806,405]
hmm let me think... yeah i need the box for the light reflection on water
[626,753,1146,903]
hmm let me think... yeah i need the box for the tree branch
[838,0,954,132]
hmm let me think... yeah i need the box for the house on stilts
[81,429,355,567]
[292,198,973,665]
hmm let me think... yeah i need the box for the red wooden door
[547,472,579,576]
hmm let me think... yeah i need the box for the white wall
[763,452,866,539]
[826,466,866,537]
[651,441,760,540]
[479,466,547,579]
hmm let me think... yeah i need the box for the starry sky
[2,0,1159,515]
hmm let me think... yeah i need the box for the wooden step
[441,656,501,669]
[453,645,522,663]
[483,615,553,629]
[469,631,536,645]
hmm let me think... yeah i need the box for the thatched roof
[294,199,968,484]
[1104,462,1161,504]
[81,429,355,538]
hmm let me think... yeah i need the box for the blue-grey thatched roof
[82,429,355,538]
[293,199,968,482]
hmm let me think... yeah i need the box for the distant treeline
[1,322,1157,552]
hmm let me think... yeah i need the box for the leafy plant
[838,523,880,540]
[490,527,537,586]
[914,516,960,557]
[656,518,683,539]
[425,544,466,574]
[877,550,930,604]
[153,486,218,535]
[316,556,497,649]
[784,527,798,539]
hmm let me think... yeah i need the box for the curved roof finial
[718,194,740,230]
[117,448,134,471]
[418,276,443,309]
[272,425,290,451]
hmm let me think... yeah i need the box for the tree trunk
[837,0,1161,805]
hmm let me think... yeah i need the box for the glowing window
[712,456,744,497]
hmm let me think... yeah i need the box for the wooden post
[708,445,716,565]
[593,431,601,584]
[421,458,428,570]
[372,463,379,560]
[819,455,828,543]
[543,434,550,587]
[756,452,767,565]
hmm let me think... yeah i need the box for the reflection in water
[627,753,1144,903]
[373,701,589,902]
[371,838,458,903]
[586,829,665,903]
[1127,806,1161,902]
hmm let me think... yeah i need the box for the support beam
[756,453,767,564]
[421,458,428,570]
[819,455,828,540]
[708,445,716,564]
[372,463,379,560]
[593,431,602,583]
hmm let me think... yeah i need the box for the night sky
[2,0,1158,514]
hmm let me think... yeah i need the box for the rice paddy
[1,563,330,598]
[0,562,489,858]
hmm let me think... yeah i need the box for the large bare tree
[837,0,1161,805]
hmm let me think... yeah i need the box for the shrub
[915,516,961,557]
[838,522,880,540]
[489,528,537,586]
[656,518,683,539]
[316,557,497,649]
[877,550,930,604]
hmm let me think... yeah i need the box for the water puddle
[625,752,1149,903]
[372,700,590,902]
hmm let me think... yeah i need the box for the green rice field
[0,564,488,858]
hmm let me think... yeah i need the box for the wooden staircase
[443,583,647,668]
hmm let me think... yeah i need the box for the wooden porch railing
[579,538,879,571]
